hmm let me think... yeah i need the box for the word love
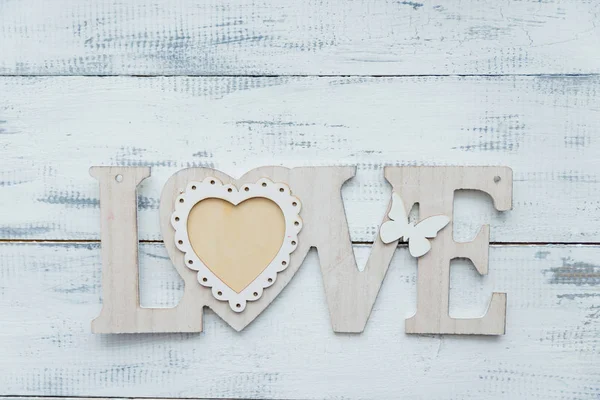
[91,165,512,336]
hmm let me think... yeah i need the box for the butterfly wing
[380,220,406,244]
[407,215,450,257]
[380,192,410,244]
[413,215,450,238]
[408,236,431,258]
[388,192,408,222]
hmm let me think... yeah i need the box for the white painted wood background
[0,0,598,399]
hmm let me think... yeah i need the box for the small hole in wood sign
[172,177,303,311]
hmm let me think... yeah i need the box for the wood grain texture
[0,0,599,75]
[0,242,597,398]
[1,76,599,242]
[188,197,286,293]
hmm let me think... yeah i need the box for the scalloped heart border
[171,177,303,312]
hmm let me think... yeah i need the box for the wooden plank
[0,0,598,75]
[0,242,597,398]
[1,76,599,242]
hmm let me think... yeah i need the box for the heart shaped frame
[158,166,324,332]
[171,177,302,312]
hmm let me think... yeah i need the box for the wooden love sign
[91,165,512,335]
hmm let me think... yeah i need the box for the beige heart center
[187,197,285,293]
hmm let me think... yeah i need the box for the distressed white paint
[0,0,598,75]
[0,76,599,242]
[0,242,597,398]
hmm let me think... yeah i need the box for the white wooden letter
[91,166,202,333]
[385,166,512,335]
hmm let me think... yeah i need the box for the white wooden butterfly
[379,192,451,258]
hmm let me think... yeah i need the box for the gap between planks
[0,73,599,78]
[0,239,599,246]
